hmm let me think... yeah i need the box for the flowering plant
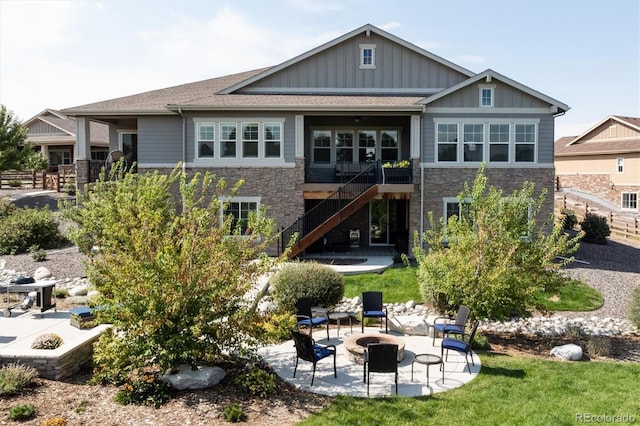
[382,160,410,168]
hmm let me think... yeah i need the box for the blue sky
[1,0,638,137]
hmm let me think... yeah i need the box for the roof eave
[61,109,178,117]
[167,104,424,112]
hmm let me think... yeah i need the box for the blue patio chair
[291,330,336,386]
[361,291,388,333]
[364,343,398,396]
[295,297,329,340]
[441,320,479,373]
[432,305,470,345]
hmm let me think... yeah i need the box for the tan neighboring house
[23,109,109,171]
[555,115,640,213]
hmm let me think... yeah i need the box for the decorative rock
[68,285,89,297]
[389,316,432,336]
[550,343,583,361]
[405,300,415,309]
[87,290,100,299]
[161,365,226,390]
[34,266,52,280]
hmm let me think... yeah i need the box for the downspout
[419,107,425,248]
[178,107,186,173]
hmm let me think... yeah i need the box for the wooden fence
[555,194,639,241]
[0,167,76,192]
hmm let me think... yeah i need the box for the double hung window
[622,192,638,210]
[222,197,260,236]
[515,124,536,162]
[437,123,458,162]
[197,123,215,158]
[463,124,484,162]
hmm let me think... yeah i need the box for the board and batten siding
[27,121,67,136]
[245,33,468,91]
[421,113,555,164]
[138,116,183,165]
[428,81,550,109]
[183,112,296,163]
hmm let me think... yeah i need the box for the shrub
[7,179,21,188]
[472,332,490,350]
[0,198,16,218]
[258,309,297,343]
[223,403,245,422]
[627,285,640,329]
[114,369,173,408]
[580,213,610,244]
[7,404,36,420]
[0,207,65,254]
[586,337,612,357]
[270,262,345,311]
[31,333,63,350]
[62,178,76,195]
[54,288,69,298]
[559,208,578,230]
[0,363,38,395]
[234,365,276,398]
[41,418,68,426]
[29,244,47,261]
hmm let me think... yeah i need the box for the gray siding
[138,116,183,164]
[421,113,555,163]
[246,33,468,91]
[183,112,296,163]
[28,121,66,135]
[429,81,550,108]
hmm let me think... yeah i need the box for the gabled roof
[25,109,109,143]
[419,68,570,113]
[218,23,474,95]
[565,115,640,146]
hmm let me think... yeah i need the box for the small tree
[0,105,40,173]
[64,166,283,379]
[414,165,583,320]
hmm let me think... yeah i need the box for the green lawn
[344,266,603,312]
[299,354,640,425]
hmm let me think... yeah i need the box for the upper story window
[617,157,624,173]
[311,128,400,164]
[313,130,331,163]
[193,118,284,165]
[479,84,495,107]
[435,120,538,164]
[359,44,376,69]
[622,192,638,210]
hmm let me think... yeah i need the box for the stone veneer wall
[409,167,555,252]
[0,333,102,380]
[556,173,639,209]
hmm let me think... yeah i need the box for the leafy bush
[62,178,76,195]
[234,365,276,398]
[559,208,578,230]
[271,262,345,311]
[7,404,36,420]
[40,417,68,426]
[31,333,63,350]
[580,213,610,244]
[0,363,38,395]
[114,369,173,408]
[0,206,65,254]
[89,328,135,385]
[627,286,640,329]
[223,403,245,422]
[258,309,297,343]
[29,244,47,261]
[0,198,16,218]
[54,288,69,298]
[7,179,21,187]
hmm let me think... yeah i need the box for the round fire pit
[343,333,405,364]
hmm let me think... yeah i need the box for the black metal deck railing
[305,160,412,184]
[278,161,380,255]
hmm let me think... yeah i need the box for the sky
[0,0,638,138]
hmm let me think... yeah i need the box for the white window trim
[310,127,401,163]
[193,118,285,166]
[621,192,638,211]
[617,157,624,173]
[219,196,262,239]
[359,44,376,69]
[478,84,495,108]
[117,130,137,152]
[434,118,539,165]
[195,122,215,158]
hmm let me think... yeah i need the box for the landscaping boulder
[550,343,583,361]
[68,285,89,297]
[161,365,226,390]
[389,315,432,336]
[34,266,52,280]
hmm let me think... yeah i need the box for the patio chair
[291,330,337,386]
[432,304,470,345]
[361,291,388,333]
[364,343,398,396]
[295,297,329,340]
[441,320,479,373]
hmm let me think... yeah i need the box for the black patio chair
[291,330,337,386]
[432,304,470,345]
[361,291,388,333]
[364,343,398,396]
[295,297,329,340]
[441,320,479,373]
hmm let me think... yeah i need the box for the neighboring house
[555,115,640,212]
[23,109,109,171]
[62,24,568,257]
